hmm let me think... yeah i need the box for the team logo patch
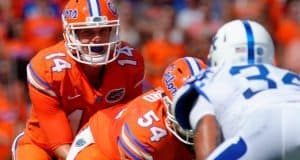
[105,88,125,103]
[164,65,177,97]
[75,138,86,147]
[63,9,78,19]
[107,1,117,16]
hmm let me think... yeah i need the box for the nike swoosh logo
[67,94,81,100]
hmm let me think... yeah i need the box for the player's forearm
[194,115,221,160]
[54,144,71,160]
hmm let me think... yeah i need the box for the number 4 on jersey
[45,53,72,72]
[137,110,167,142]
[117,46,137,66]
[52,58,71,72]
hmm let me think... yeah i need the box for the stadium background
[0,0,299,159]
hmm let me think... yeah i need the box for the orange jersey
[74,89,194,160]
[24,40,144,151]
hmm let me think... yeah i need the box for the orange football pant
[14,133,52,160]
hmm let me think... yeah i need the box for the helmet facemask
[63,16,120,66]
[162,93,194,145]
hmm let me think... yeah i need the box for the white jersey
[187,63,300,139]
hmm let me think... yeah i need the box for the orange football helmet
[62,0,120,65]
[161,57,207,145]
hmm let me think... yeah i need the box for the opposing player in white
[172,20,300,160]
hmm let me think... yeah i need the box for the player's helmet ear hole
[177,68,183,74]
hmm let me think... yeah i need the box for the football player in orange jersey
[66,57,207,160]
[11,0,144,159]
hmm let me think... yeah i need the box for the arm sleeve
[29,85,73,150]
[173,84,215,130]
[189,96,215,130]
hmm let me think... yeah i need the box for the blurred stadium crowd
[0,0,300,159]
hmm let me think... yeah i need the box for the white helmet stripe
[88,0,101,16]
[27,64,57,97]
[184,57,202,76]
